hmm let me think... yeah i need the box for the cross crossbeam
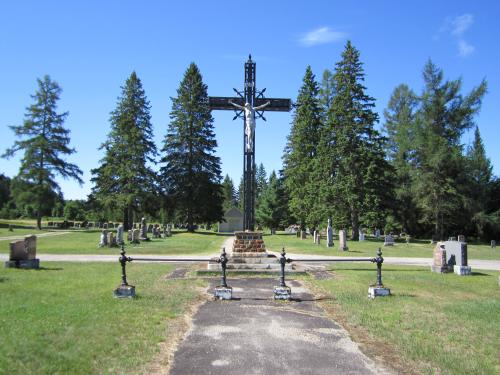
[209,55,291,231]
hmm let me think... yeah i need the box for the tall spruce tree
[256,171,287,231]
[383,84,419,233]
[3,75,83,229]
[413,60,486,239]
[465,126,494,238]
[222,174,237,212]
[283,66,323,229]
[91,72,157,230]
[318,41,391,239]
[160,63,223,231]
[319,68,335,118]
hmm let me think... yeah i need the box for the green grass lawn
[0,230,230,255]
[0,262,206,375]
[309,264,500,374]
[263,232,500,260]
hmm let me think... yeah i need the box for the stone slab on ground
[169,278,388,375]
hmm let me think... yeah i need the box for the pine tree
[256,163,268,199]
[318,41,391,239]
[222,174,236,212]
[465,126,494,238]
[3,75,83,229]
[383,84,419,233]
[160,63,223,231]
[256,171,287,231]
[91,72,157,230]
[319,68,335,117]
[237,176,244,210]
[283,66,323,229]
[413,60,487,239]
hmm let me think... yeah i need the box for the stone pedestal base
[340,246,348,252]
[113,284,136,298]
[430,265,452,273]
[274,285,291,300]
[454,265,472,275]
[214,286,232,300]
[368,285,391,299]
[5,259,40,269]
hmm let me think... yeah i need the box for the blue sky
[0,1,498,200]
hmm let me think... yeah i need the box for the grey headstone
[375,229,380,239]
[339,230,348,251]
[384,234,394,246]
[491,240,496,249]
[444,241,468,267]
[117,225,124,245]
[326,219,334,247]
[99,230,108,247]
[458,234,466,243]
[359,230,365,241]
[140,218,148,240]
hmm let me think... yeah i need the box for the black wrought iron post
[217,247,229,287]
[119,243,132,286]
[374,248,384,287]
[279,247,288,287]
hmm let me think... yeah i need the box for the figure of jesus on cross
[209,55,291,230]
[228,100,270,151]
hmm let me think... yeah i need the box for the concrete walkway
[168,278,389,375]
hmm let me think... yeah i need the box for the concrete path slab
[168,278,389,375]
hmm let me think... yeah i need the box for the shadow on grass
[36,267,64,271]
[0,277,7,283]
[331,268,427,272]
[191,231,234,237]
[470,272,490,277]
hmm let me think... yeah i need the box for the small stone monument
[5,235,40,269]
[132,229,140,244]
[384,234,394,246]
[458,234,466,243]
[127,229,133,242]
[326,219,334,247]
[108,232,117,247]
[300,230,306,239]
[491,240,496,249]
[431,242,449,273]
[339,230,348,251]
[166,225,172,237]
[99,230,108,247]
[375,229,381,239]
[313,230,317,244]
[430,241,471,275]
[359,230,365,241]
[116,225,124,245]
[8,224,13,232]
[139,217,149,241]
[315,232,321,245]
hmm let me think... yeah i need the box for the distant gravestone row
[98,218,173,248]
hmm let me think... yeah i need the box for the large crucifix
[209,55,291,231]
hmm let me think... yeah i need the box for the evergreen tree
[222,174,237,212]
[3,75,83,229]
[237,176,244,210]
[383,84,419,233]
[319,68,335,117]
[256,163,268,199]
[256,171,287,231]
[160,63,223,231]
[283,66,323,229]
[91,72,157,230]
[0,174,11,210]
[413,60,487,239]
[317,41,391,239]
[465,126,494,238]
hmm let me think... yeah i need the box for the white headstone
[99,230,108,247]
[359,230,365,241]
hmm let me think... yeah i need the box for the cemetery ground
[1,222,499,374]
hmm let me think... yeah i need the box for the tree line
[2,42,498,240]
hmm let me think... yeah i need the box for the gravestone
[5,235,40,269]
[147,224,154,233]
[313,230,317,244]
[326,219,334,247]
[116,225,124,245]
[339,230,348,251]
[448,236,456,241]
[375,229,381,239]
[99,230,108,247]
[491,240,496,249]
[384,234,394,246]
[359,230,365,241]
[430,241,471,275]
[108,232,117,247]
[127,230,132,242]
[132,229,140,244]
[139,217,149,241]
[218,207,244,232]
[300,230,307,239]
[458,234,466,243]
[315,232,321,245]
